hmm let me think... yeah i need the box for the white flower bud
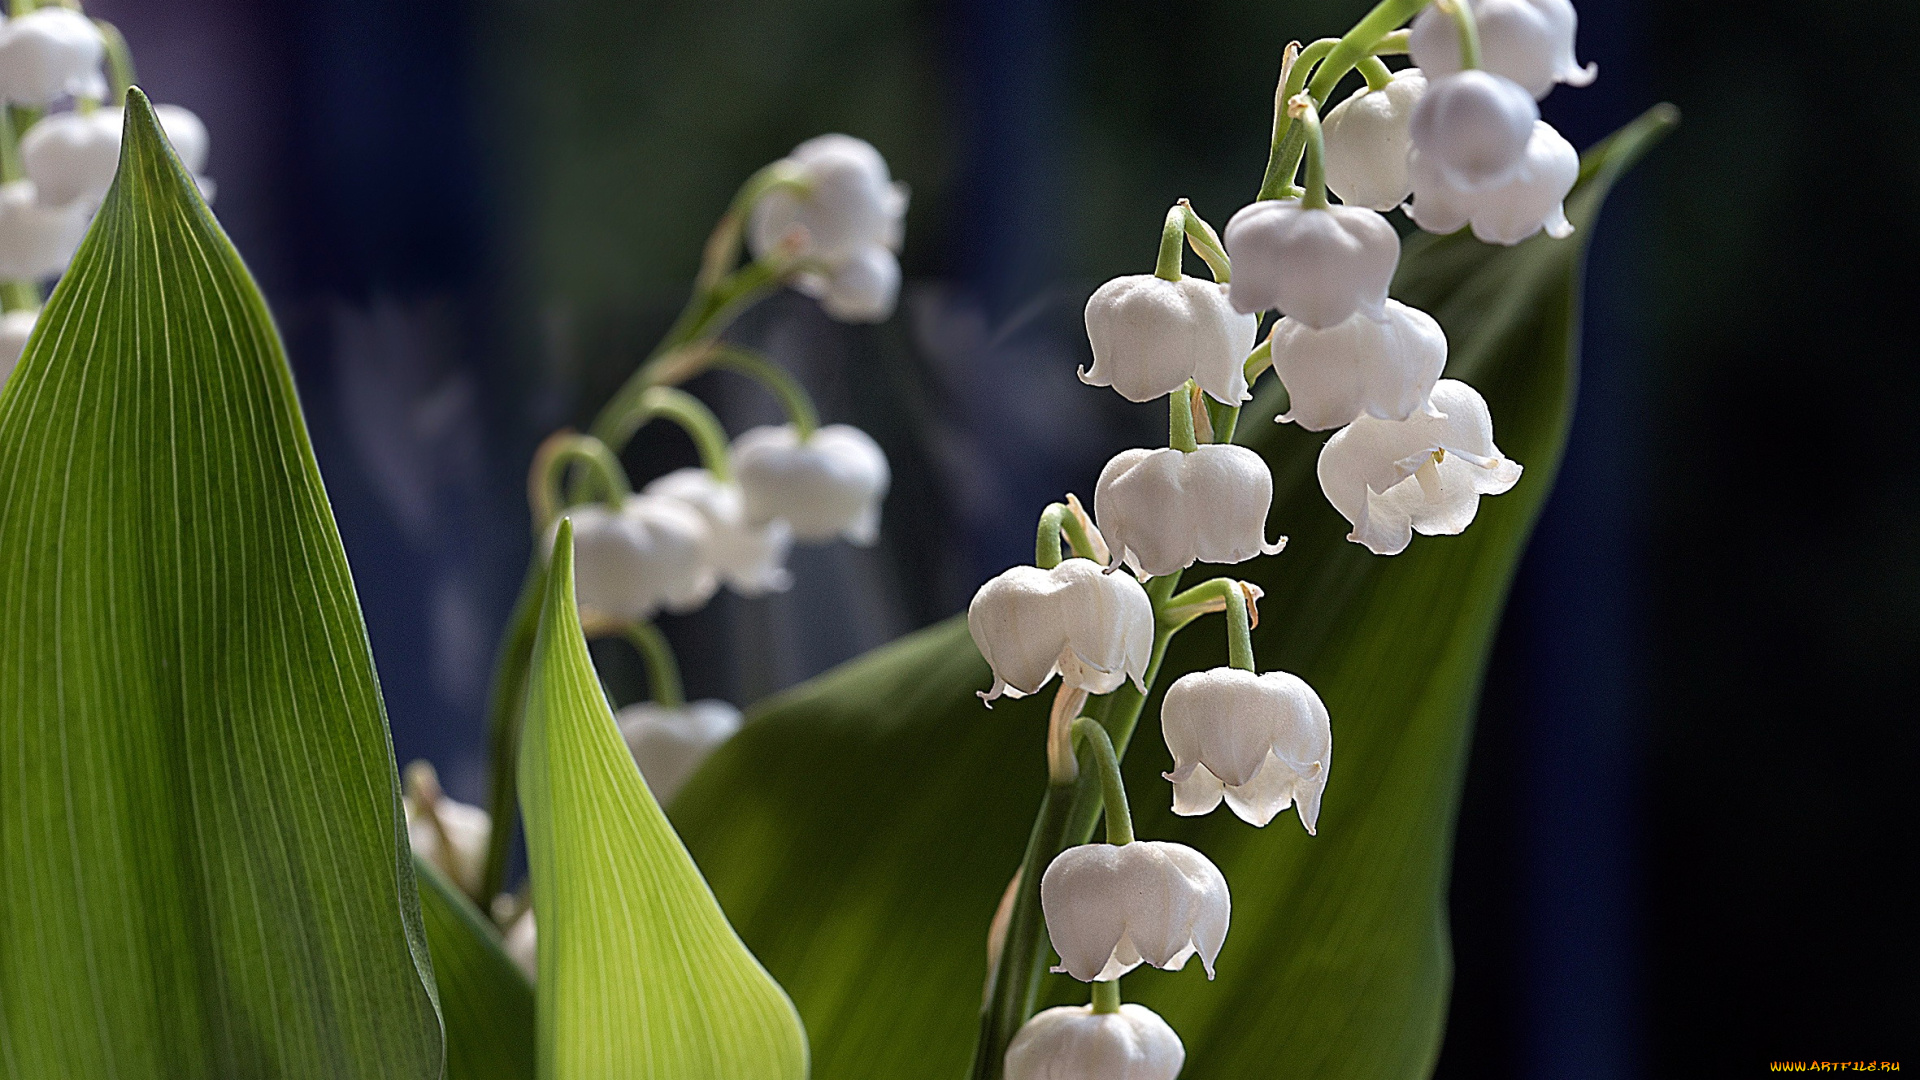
[967,558,1154,703]
[1005,1003,1184,1080]
[1408,0,1596,100]
[1322,67,1428,212]
[642,467,793,597]
[1317,378,1523,555]
[0,180,89,279]
[0,8,104,107]
[797,243,900,324]
[554,497,714,623]
[617,699,743,804]
[748,134,908,266]
[402,763,491,898]
[22,104,213,208]
[1093,445,1285,580]
[1271,298,1447,431]
[1408,69,1539,193]
[503,909,538,981]
[1162,668,1332,832]
[1080,274,1259,405]
[1041,840,1229,982]
[1223,198,1399,329]
[733,423,890,546]
[1407,120,1577,245]
[1,308,36,389]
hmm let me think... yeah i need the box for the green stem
[1153,205,1185,282]
[1204,397,1239,447]
[1293,98,1330,209]
[479,559,547,906]
[1070,718,1133,845]
[95,20,136,105]
[707,344,820,441]
[624,622,686,708]
[1225,582,1255,672]
[1441,0,1483,69]
[1177,201,1232,283]
[695,160,810,293]
[1169,383,1199,453]
[1359,54,1394,91]
[1034,502,1101,569]
[1090,979,1122,1015]
[597,386,734,483]
[528,432,629,535]
[1372,28,1412,54]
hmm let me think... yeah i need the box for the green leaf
[518,520,809,1080]
[670,105,1679,1079]
[0,92,443,1076]
[417,856,537,1080]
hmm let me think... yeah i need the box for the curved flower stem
[1290,96,1331,210]
[1154,205,1186,282]
[1358,53,1395,91]
[1177,201,1232,283]
[528,431,629,535]
[595,386,734,483]
[1070,718,1133,845]
[695,160,809,293]
[1047,687,1088,785]
[1169,383,1200,453]
[1034,501,1104,569]
[1436,0,1483,69]
[94,20,136,105]
[706,343,820,441]
[623,621,686,708]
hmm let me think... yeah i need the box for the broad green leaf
[0,92,443,1076]
[671,106,1678,1079]
[417,856,537,1080]
[518,521,808,1080]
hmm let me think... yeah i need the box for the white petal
[1005,1004,1184,1080]
[1410,0,1595,100]
[734,423,890,544]
[618,699,743,803]
[1224,199,1400,327]
[818,245,900,323]
[1094,445,1281,580]
[1407,69,1539,192]
[1041,844,1136,982]
[0,9,104,107]
[746,133,904,265]
[1272,299,1448,430]
[1323,68,1427,211]
[0,308,36,389]
[967,559,1154,701]
[1081,274,1257,404]
[0,180,88,279]
[1168,764,1228,817]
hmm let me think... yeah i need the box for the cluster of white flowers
[0,8,210,388]
[980,2,1593,1073]
[748,134,908,324]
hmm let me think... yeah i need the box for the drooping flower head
[1040,840,1230,982]
[1407,119,1578,245]
[1093,445,1286,580]
[1005,1003,1184,1080]
[0,180,89,280]
[1223,197,1399,328]
[643,467,793,597]
[748,134,909,323]
[617,699,744,804]
[732,423,890,546]
[1080,274,1260,404]
[1162,668,1332,833]
[968,558,1155,703]
[1409,0,1597,99]
[1408,69,1540,193]
[0,8,104,107]
[554,497,714,623]
[1322,67,1428,212]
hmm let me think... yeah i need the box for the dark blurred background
[89,0,1914,1073]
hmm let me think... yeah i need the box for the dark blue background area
[90,0,1914,1071]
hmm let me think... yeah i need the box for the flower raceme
[1162,668,1333,833]
[1408,0,1596,100]
[1408,69,1540,193]
[733,423,890,546]
[967,558,1154,704]
[1322,67,1428,212]
[1317,378,1523,556]
[1093,445,1286,580]
[0,7,104,106]
[1080,274,1259,404]
[643,467,794,597]
[616,699,744,804]
[1040,840,1230,982]
[1005,1004,1184,1080]
[1224,196,1399,329]
[557,497,714,624]
[748,134,909,324]
[1270,298,1448,431]
[1407,119,1578,245]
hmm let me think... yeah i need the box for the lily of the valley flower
[0,180,88,279]
[503,909,538,981]
[1317,378,1523,555]
[0,8,104,107]
[0,308,35,389]
[617,699,744,804]
[643,467,793,597]
[733,423,890,545]
[1406,119,1578,245]
[1080,274,1260,404]
[557,497,714,623]
[22,104,211,208]
[1322,67,1428,212]
[968,558,1154,703]
[1271,298,1447,430]
[1041,840,1230,982]
[1005,1003,1185,1080]
[749,134,908,323]
[402,761,491,898]
[1408,0,1596,100]
[1093,445,1286,579]
[1162,668,1332,833]
[1223,197,1399,328]
[799,243,901,324]
[1408,69,1540,192]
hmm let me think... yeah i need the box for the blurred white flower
[0,8,104,106]
[1093,445,1285,579]
[1408,69,1539,192]
[1041,840,1230,982]
[0,307,36,389]
[733,423,890,545]
[643,467,792,597]
[617,699,743,804]
[554,497,714,623]
[503,909,537,981]
[1323,67,1428,212]
[1080,274,1259,405]
[1223,197,1399,328]
[749,133,907,265]
[1270,298,1447,431]
[1162,667,1332,832]
[402,761,491,898]
[0,180,89,279]
[1406,119,1578,244]
[1317,378,1523,555]
[798,243,900,324]
[21,104,211,208]
[1005,1003,1184,1080]
[1409,0,1596,99]
[967,558,1154,703]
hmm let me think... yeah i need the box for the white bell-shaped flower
[1093,445,1285,579]
[1408,69,1539,193]
[1080,274,1259,405]
[797,243,900,324]
[503,909,538,981]
[0,180,89,279]
[1162,668,1332,833]
[748,133,908,266]
[23,104,213,208]
[0,8,104,106]
[1005,1003,1184,1080]
[1,308,36,390]
[1322,67,1428,212]
[1407,120,1577,245]
[733,423,890,546]
[1223,198,1399,328]
[402,763,491,898]
[1408,0,1596,100]
[1041,840,1230,982]
[1317,378,1523,555]
[967,558,1154,703]
[554,497,714,623]
[617,699,743,804]
[1271,298,1447,431]
[643,467,792,597]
